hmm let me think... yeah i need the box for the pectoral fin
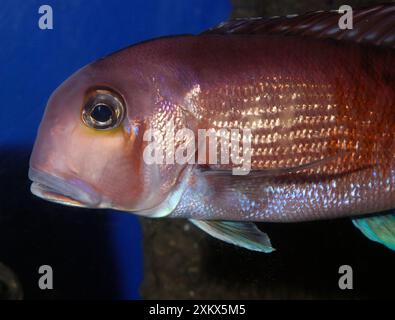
[352,212,395,251]
[189,219,275,253]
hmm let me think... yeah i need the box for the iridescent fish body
[29,4,395,252]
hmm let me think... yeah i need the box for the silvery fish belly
[29,4,395,253]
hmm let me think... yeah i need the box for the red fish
[29,4,395,252]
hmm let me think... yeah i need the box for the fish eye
[82,89,125,130]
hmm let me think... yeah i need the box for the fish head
[29,43,198,216]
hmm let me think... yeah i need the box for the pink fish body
[29,4,395,252]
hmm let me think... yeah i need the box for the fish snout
[28,167,103,208]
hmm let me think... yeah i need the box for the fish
[29,4,395,253]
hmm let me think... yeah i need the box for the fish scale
[188,36,395,177]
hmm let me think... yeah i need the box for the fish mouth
[28,167,102,208]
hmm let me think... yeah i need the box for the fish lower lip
[28,168,101,208]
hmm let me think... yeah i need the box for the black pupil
[90,104,113,123]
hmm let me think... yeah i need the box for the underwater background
[1,0,394,299]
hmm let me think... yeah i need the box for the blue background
[0,0,230,299]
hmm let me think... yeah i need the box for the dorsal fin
[202,3,395,48]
